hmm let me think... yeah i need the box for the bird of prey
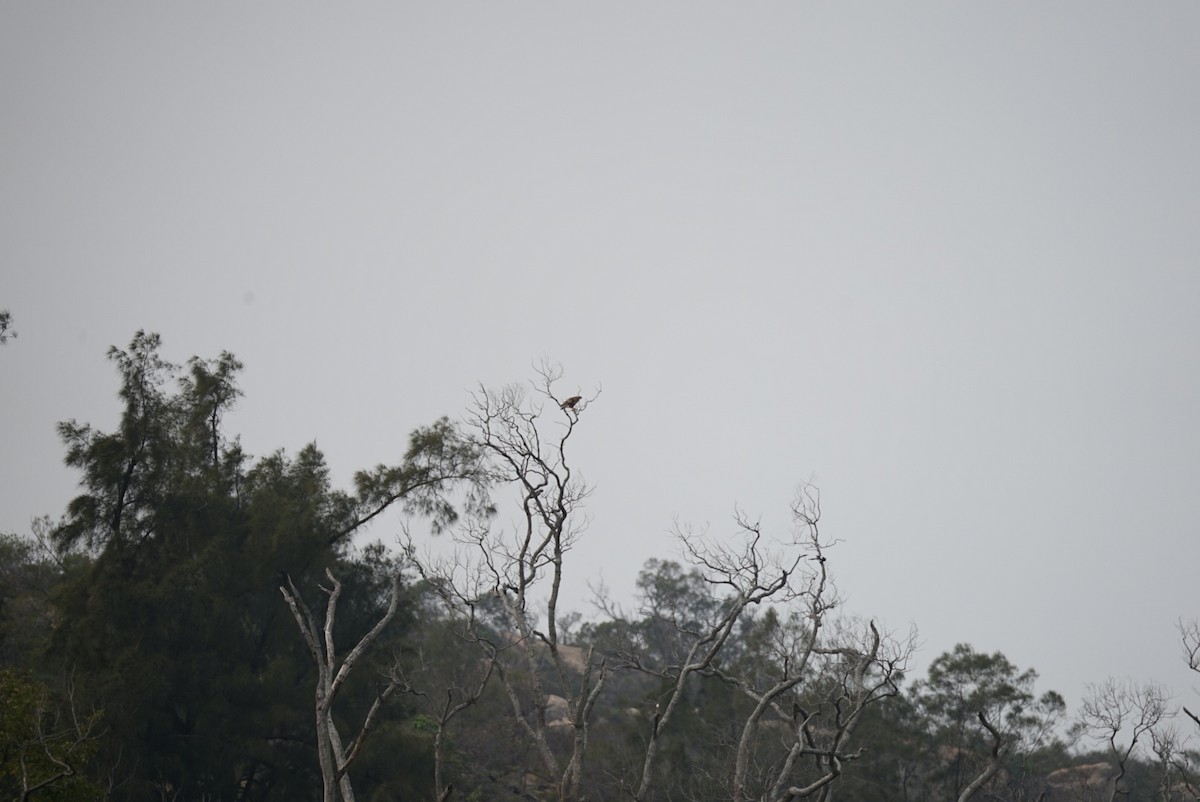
[560,395,583,410]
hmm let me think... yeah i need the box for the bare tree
[1146,723,1200,802]
[390,575,499,802]
[1166,619,1200,800]
[601,486,913,802]
[1081,677,1171,801]
[415,363,604,802]
[280,568,405,802]
[413,367,910,802]
[1180,619,1200,736]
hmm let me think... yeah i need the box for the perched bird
[560,395,583,410]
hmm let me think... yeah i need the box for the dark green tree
[910,644,1068,801]
[45,331,488,802]
[0,668,104,802]
[0,531,60,669]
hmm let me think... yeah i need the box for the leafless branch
[280,567,405,802]
[1081,678,1171,802]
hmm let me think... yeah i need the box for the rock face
[545,694,578,733]
[555,644,587,673]
[1045,762,1112,795]
[545,694,570,724]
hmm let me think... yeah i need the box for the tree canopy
[1,332,1195,802]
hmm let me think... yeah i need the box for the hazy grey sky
[3,3,1199,717]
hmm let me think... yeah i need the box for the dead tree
[1167,619,1200,799]
[416,363,604,802]
[392,654,493,802]
[1080,677,1170,802]
[415,367,909,802]
[389,571,499,802]
[280,568,405,802]
[602,486,913,802]
[1180,620,1200,738]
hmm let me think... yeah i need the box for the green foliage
[53,331,243,555]
[0,668,104,802]
[353,416,492,537]
[33,332,490,801]
[863,643,1070,802]
[0,533,59,669]
[918,644,1048,732]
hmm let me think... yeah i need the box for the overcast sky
[3,3,1199,720]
